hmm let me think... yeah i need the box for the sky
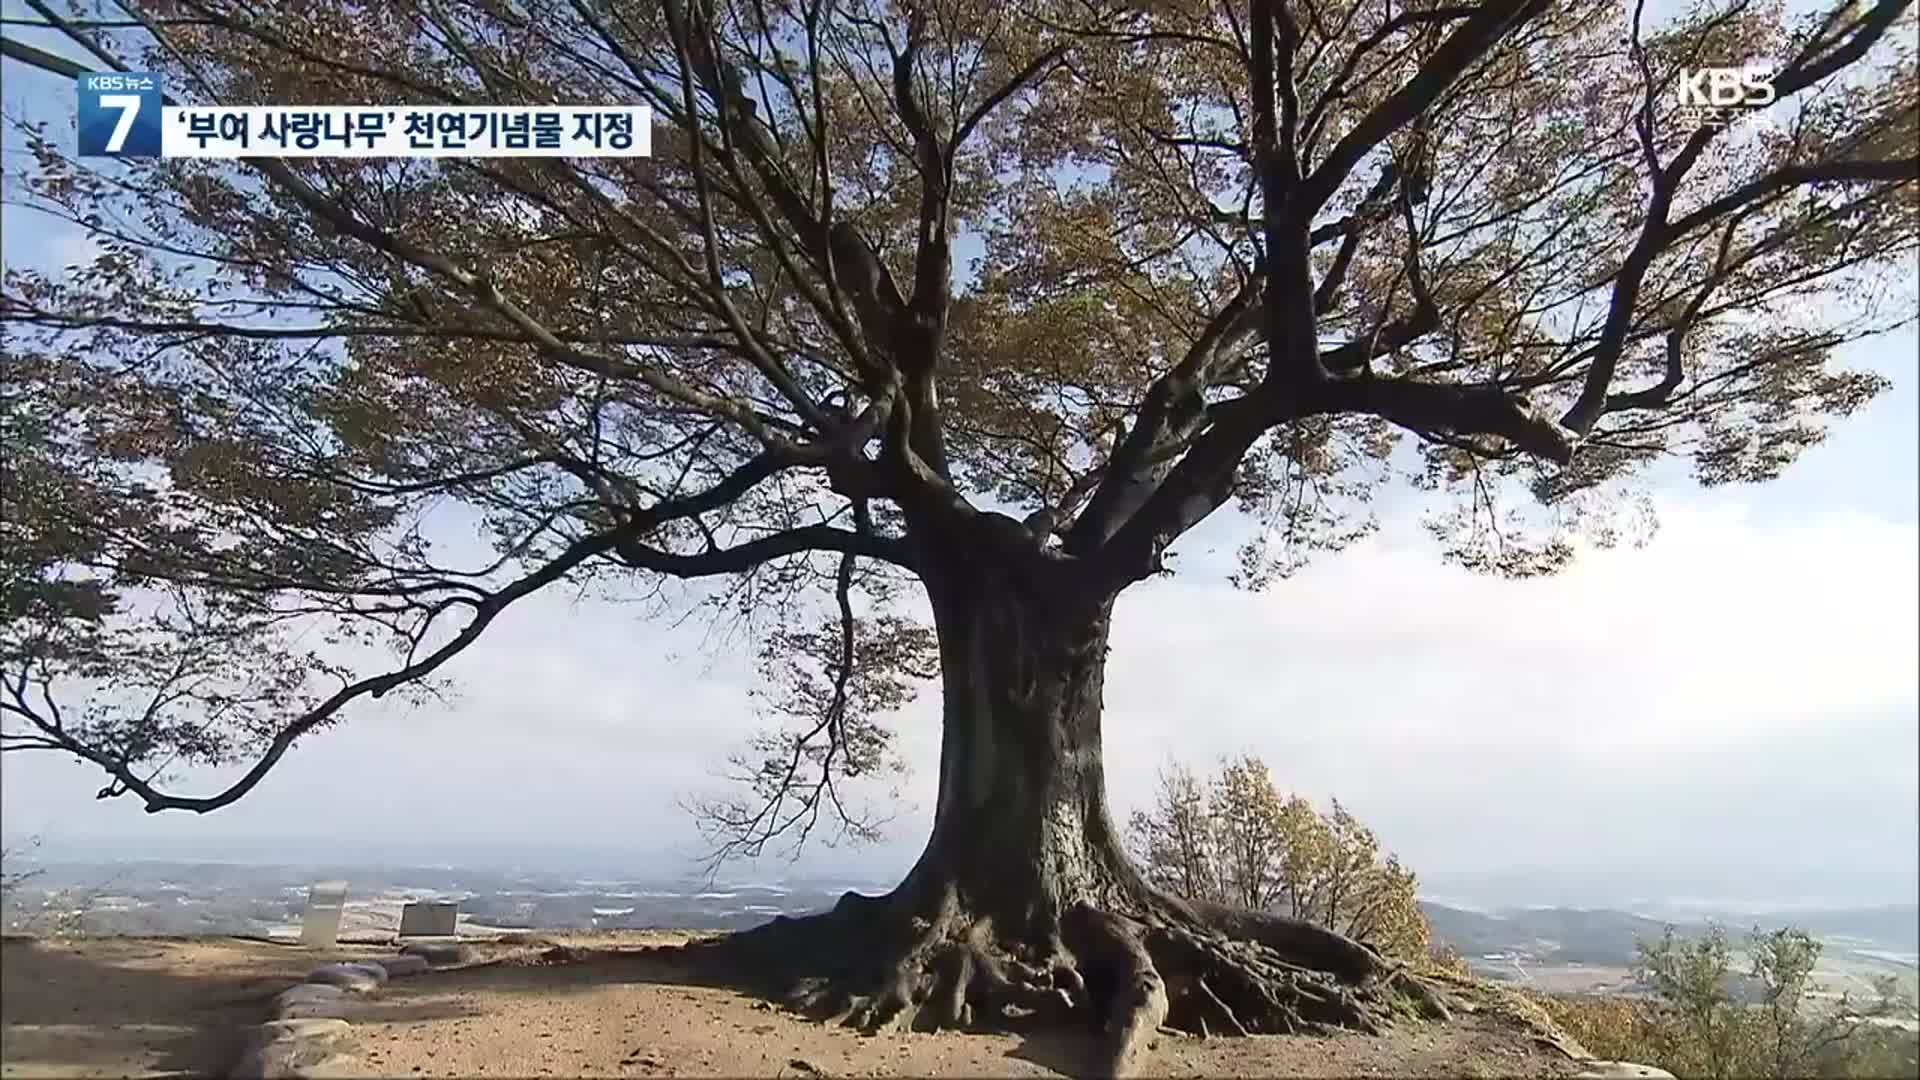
[1,8,1916,912]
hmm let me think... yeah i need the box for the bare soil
[1,932,1589,1078]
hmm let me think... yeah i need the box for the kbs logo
[77,72,163,157]
[1675,66,1775,128]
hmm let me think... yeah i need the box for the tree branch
[614,523,914,576]
[1559,0,1914,436]
[1067,274,1268,553]
[1665,157,1920,241]
[5,526,633,814]
[1295,0,1548,217]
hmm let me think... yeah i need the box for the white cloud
[3,499,1913,906]
[1109,503,1916,754]
[1093,503,1917,901]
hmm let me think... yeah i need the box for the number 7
[99,94,142,153]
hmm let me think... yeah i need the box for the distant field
[1803,947,1920,1005]
[1477,963,1639,995]
[0,861,864,939]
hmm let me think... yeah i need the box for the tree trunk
[674,535,1431,1075]
[895,547,1140,940]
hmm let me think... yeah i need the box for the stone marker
[300,881,348,948]
[397,900,459,937]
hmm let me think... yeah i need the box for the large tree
[2,0,1914,1070]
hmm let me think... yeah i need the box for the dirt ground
[1,932,1590,1078]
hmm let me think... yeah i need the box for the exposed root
[1188,973,1250,1037]
[1063,904,1167,1078]
[1180,898,1384,983]
[1389,967,1455,1023]
[661,888,1431,1079]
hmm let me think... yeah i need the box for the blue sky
[1,9,1915,910]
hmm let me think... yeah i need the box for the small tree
[1637,924,1749,1079]
[1129,754,1433,960]
[1425,940,1474,979]
[1127,763,1220,903]
[1267,789,1331,919]
[1748,928,1916,1080]
[1532,992,1668,1065]
[1750,926,1822,1077]
[0,838,101,938]
[1809,1023,1920,1080]
[1212,755,1292,911]
[0,835,43,895]
[1631,923,1918,1079]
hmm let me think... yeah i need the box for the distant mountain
[1421,901,1920,970]
[1421,903,1679,966]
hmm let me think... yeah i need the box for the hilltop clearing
[2,932,1607,1078]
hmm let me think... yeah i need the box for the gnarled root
[665,889,1439,1080]
[677,890,1078,1037]
[1064,904,1167,1078]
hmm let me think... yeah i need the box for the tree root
[664,889,1436,1079]
[1064,904,1167,1078]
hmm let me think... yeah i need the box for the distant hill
[1421,903,1678,966]
[1421,901,1920,969]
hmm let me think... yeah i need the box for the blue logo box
[77,73,162,157]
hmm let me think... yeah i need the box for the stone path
[230,944,474,1078]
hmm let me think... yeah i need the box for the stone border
[229,944,472,1078]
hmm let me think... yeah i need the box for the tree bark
[896,542,1141,940]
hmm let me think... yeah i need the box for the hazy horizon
[6,829,1914,915]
